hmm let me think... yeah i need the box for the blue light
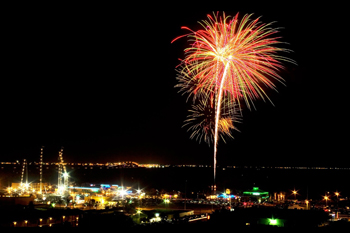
[217,194,235,198]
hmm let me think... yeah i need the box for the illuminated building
[273,192,286,202]
[242,187,269,203]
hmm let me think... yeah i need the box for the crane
[20,159,28,192]
[57,147,68,196]
[39,146,44,194]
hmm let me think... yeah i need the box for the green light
[243,191,269,196]
[261,218,283,227]
[269,219,277,225]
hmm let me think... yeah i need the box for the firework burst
[173,11,295,183]
[173,12,295,110]
[183,98,241,146]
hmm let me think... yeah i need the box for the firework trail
[173,12,295,183]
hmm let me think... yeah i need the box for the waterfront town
[1,160,349,228]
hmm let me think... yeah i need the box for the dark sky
[1,4,348,166]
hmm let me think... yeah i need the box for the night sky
[1,4,348,167]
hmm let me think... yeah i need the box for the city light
[119,189,127,197]
[324,195,329,206]
[335,191,340,200]
[291,189,298,200]
[2,157,348,228]
[269,219,277,225]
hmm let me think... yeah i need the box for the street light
[335,191,340,210]
[335,192,340,201]
[292,190,298,200]
[324,196,329,206]
[164,199,170,209]
[137,210,142,224]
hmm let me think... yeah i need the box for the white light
[119,189,127,196]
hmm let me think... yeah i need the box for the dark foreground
[1,204,349,230]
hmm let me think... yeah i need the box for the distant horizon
[1,161,350,169]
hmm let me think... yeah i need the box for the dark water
[1,165,349,200]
